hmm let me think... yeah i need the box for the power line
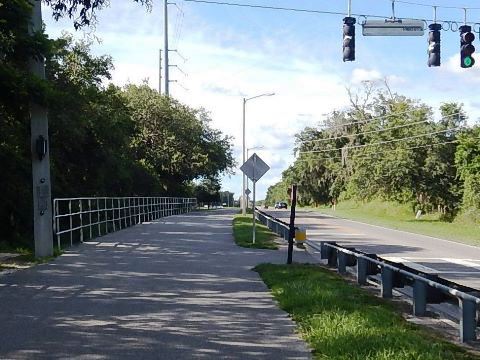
[297,138,461,162]
[315,108,423,130]
[298,126,464,154]
[384,0,480,11]
[183,0,480,26]
[299,111,463,145]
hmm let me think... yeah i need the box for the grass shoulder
[303,200,480,247]
[0,243,63,273]
[232,213,278,250]
[255,263,477,360]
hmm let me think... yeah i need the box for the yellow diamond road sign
[240,153,270,182]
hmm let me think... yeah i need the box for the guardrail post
[327,248,337,268]
[320,242,331,260]
[381,267,393,298]
[413,280,427,316]
[459,298,477,342]
[357,257,368,285]
[337,251,347,274]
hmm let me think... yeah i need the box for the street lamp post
[241,93,274,216]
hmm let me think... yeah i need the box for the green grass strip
[255,264,478,360]
[232,214,278,250]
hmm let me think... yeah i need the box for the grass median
[232,214,278,250]
[255,263,477,360]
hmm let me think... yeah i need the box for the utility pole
[158,49,162,94]
[29,1,53,257]
[164,0,170,96]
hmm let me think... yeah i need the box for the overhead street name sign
[362,19,424,36]
[240,153,270,182]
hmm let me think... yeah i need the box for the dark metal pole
[287,184,297,264]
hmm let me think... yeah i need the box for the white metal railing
[53,197,197,249]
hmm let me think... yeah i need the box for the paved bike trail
[0,210,311,359]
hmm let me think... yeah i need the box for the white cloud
[351,68,383,84]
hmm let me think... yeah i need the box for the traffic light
[428,23,441,67]
[343,17,356,62]
[460,25,475,68]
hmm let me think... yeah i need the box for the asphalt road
[265,209,480,291]
[0,210,311,359]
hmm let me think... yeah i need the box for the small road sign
[245,189,251,196]
[362,19,424,36]
[240,153,270,182]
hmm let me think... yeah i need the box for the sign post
[287,184,297,265]
[240,153,270,244]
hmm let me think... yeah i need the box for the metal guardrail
[255,208,294,241]
[53,197,197,250]
[307,240,480,343]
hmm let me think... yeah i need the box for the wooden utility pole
[29,1,53,257]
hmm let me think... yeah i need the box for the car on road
[275,201,288,209]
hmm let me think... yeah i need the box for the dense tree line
[266,82,480,223]
[0,1,234,247]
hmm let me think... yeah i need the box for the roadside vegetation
[1,1,234,250]
[255,263,478,360]
[265,82,480,238]
[232,214,278,250]
[309,200,480,246]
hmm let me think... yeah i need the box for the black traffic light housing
[428,23,441,67]
[343,17,356,62]
[460,25,475,68]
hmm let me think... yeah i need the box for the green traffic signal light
[463,56,475,67]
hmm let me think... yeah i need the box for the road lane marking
[383,257,438,274]
[440,258,480,271]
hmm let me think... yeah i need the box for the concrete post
[413,280,427,316]
[381,267,393,298]
[459,298,477,342]
[357,257,368,285]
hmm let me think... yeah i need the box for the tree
[194,178,221,208]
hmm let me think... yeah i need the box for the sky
[42,0,480,200]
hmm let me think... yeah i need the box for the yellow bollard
[295,228,307,243]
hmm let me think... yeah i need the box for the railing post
[123,198,127,228]
[69,200,73,246]
[459,298,477,342]
[357,257,368,285]
[104,198,108,233]
[381,267,393,298]
[137,198,141,223]
[88,199,92,240]
[97,198,101,236]
[55,199,61,250]
[112,198,116,232]
[413,280,427,316]
[79,200,84,243]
